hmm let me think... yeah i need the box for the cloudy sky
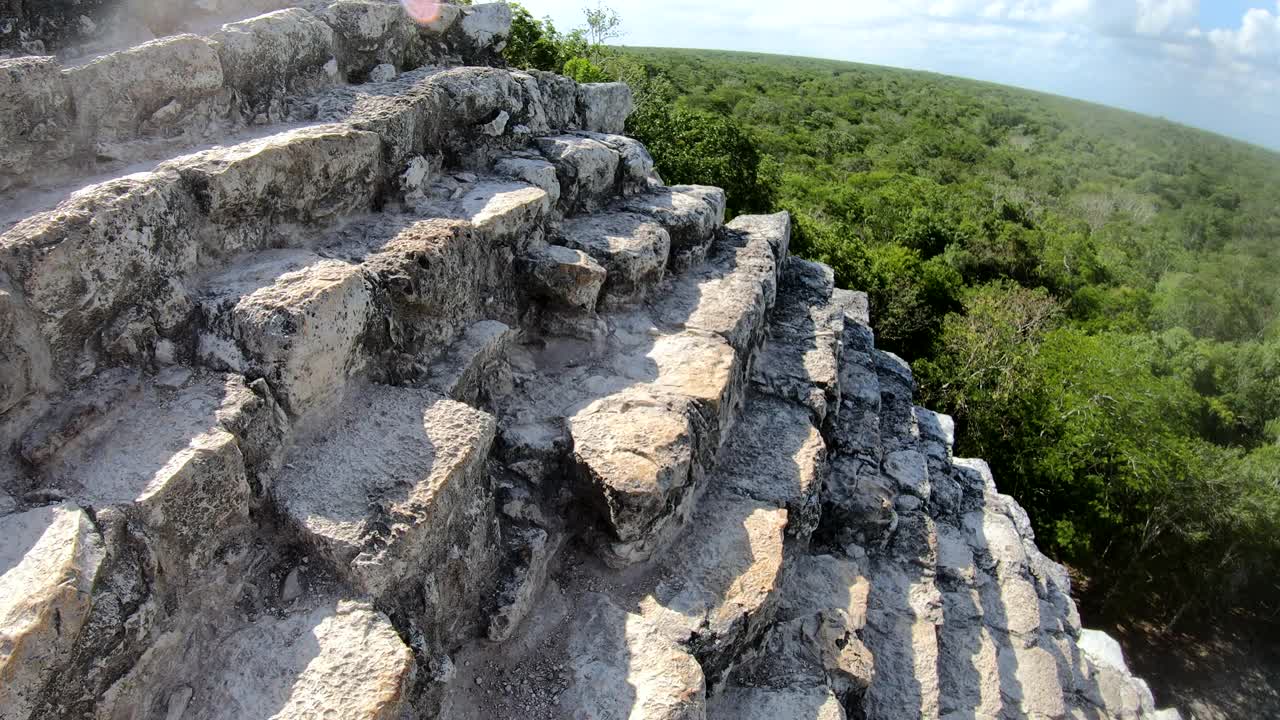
[518,0,1280,150]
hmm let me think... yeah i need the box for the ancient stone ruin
[1,2,1181,718]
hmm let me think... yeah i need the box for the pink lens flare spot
[401,0,443,25]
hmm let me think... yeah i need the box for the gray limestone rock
[211,8,337,117]
[0,56,75,191]
[65,34,225,144]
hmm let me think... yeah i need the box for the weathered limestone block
[423,319,514,405]
[570,390,700,567]
[832,348,881,459]
[569,335,741,568]
[530,70,578,129]
[575,130,661,192]
[748,554,874,700]
[425,66,542,149]
[357,218,517,366]
[211,8,337,115]
[0,171,200,378]
[559,217,668,312]
[525,244,606,312]
[323,0,415,79]
[197,250,373,419]
[163,601,414,720]
[458,2,512,50]
[875,349,918,450]
[487,526,551,643]
[619,185,726,270]
[997,644,1069,719]
[656,210,784,355]
[883,448,931,500]
[494,155,562,205]
[0,270,54,415]
[0,56,75,190]
[535,134,622,214]
[823,455,897,549]
[641,492,787,684]
[35,374,270,584]
[752,259,844,424]
[423,178,552,237]
[274,385,498,614]
[716,396,826,539]
[65,34,224,145]
[163,124,383,249]
[563,592,706,720]
[0,504,104,720]
[576,82,633,134]
[709,685,847,720]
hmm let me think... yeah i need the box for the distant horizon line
[611,44,1280,155]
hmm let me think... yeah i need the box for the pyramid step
[0,504,104,719]
[554,211,671,308]
[272,383,498,620]
[751,258,849,427]
[561,592,707,720]
[105,599,415,720]
[498,211,789,567]
[568,332,743,567]
[422,319,514,406]
[709,686,847,720]
[617,185,728,272]
[196,249,374,420]
[160,122,384,245]
[0,2,518,196]
[20,372,283,585]
[524,243,607,313]
[411,176,552,239]
[535,134,622,215]
[572,130,661,195]
[653,211,789,355]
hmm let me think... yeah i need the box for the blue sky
[519,0,1280,150]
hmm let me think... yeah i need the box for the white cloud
[1209,3,1280,62]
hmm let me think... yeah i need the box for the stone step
[751,257,850,429]
[17,371,284,584]
[617,185,728,273]
[552,210,671,311]
[529,131,658,218]
[103,599,416,720]
[271,383,498,644]
[563,213,790,567]
[196,249,374,421]
[708,685,848,720]
[0,2,515,195]
[0,504,105,719]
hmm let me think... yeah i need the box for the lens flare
[401,0,444,25]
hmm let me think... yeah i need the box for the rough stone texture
[197,250,373,419]
[274,384,496,603]
[577,82,634,134]
[161,123,383,245]
[0,505,104,719]
[108,599,416,720]
[556,211,671,306]
[535,134,621,214]
[323,0,416,79]
[0,18,1175,720]
[525,244,606,312]
[0,56,75,191]
[619,185,728,270]
[65,34,225,145]
[211,8,337,117]
[564,593,707,720]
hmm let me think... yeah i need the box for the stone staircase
[1,4,1178,720]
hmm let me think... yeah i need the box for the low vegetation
[503,6,1280,628]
